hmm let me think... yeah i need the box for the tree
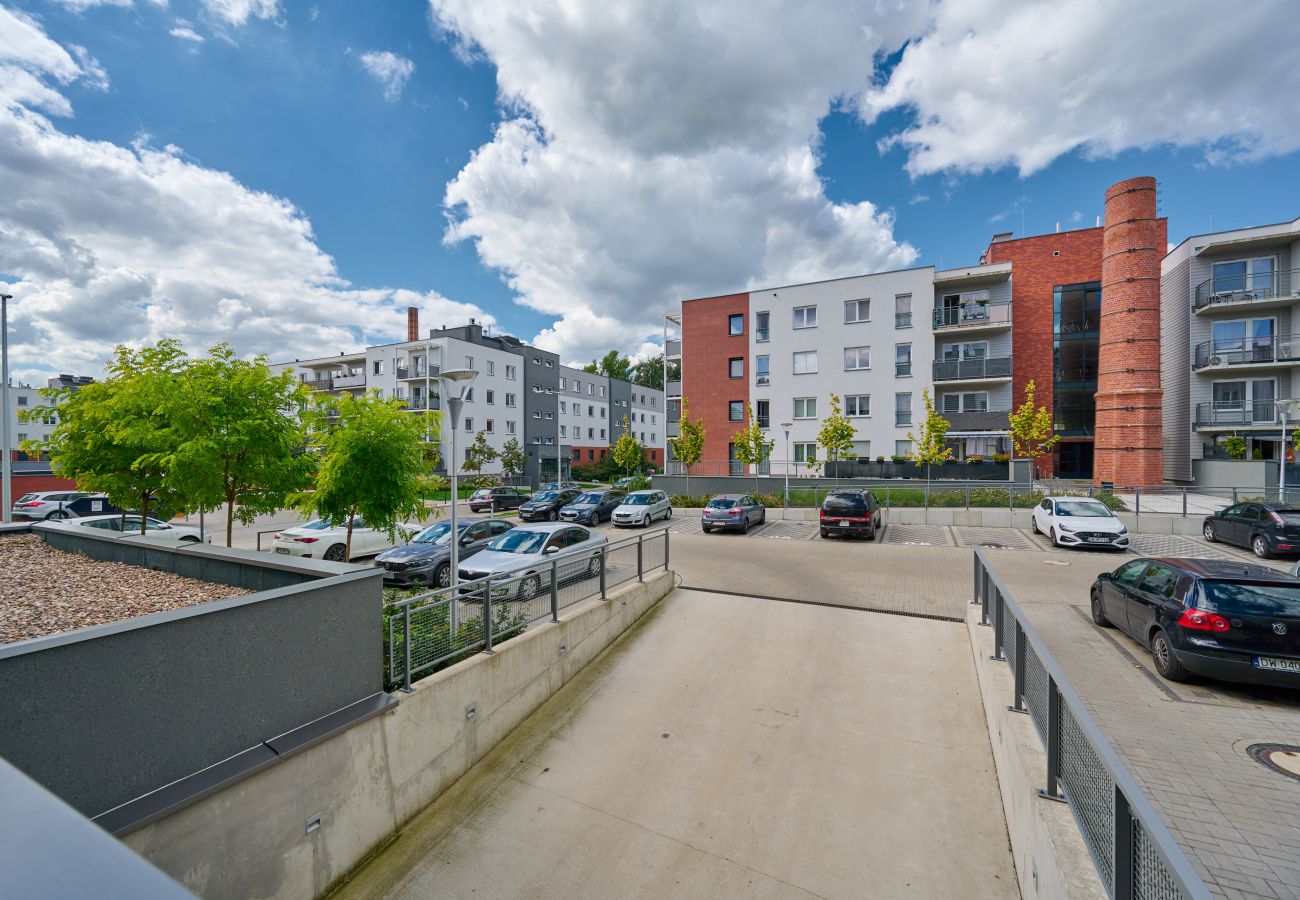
[907,388,955,489]
[1220,434,1247,461]
[1008,379,1060,483]
[668,397,706,496]
[730,403,773,492]
[499,437,528,480]
[461,430,499,477]
[612,424,645,477]
[815,393,856,481]
[296,392,429,561]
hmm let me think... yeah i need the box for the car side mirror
[1098,573,1112,582]
[461,535,474,544]
[543,545,560,554]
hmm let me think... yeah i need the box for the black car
[373,518,514,588]
[1203,501,1300,558]
[468,487,531,513]
[559,489,626,526]
[517,489,582,522]
[819,490,882,539]
[1091,557,1300,687]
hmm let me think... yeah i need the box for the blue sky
[2,0,1299,381]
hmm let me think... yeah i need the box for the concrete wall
[123,571,674,900]
[1191,459,1275,491]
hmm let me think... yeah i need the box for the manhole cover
[1247,743,1300,782]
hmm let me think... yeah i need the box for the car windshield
[412,522,458,545]
[1055,500,1113,518]
[707,499,736,509]
[1201,581,1300,617]
[533,492,558,502]
[574,493,602,504]
[624,494,654,505]
[488,530,548,554]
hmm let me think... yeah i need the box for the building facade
[6,374,95,457]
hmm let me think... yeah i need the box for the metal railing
[933,302,1011,329]
[1193,266,1299,310]
[1193,335,1300,369]
[332,373,366,389]
[973,550,1210,900]
[383,530,669,691]
[933,356,1013,381]
[404,397,441,411]
[1193,399,1285,427]
[397,364,440,380]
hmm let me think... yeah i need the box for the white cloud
[0,10,491,385]
[860,0,1300,176]
[169,25,205,44]
[358,50,415,102]
[909,194,929,205]
[51,0,133,10]
[200,0,279,27]
[430,0,925,365]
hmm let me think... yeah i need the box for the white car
[1031,496,1129,550]
[74,514,210,543]
[455,523,608,601]
[270,517,417,561]
[611,490,672,528]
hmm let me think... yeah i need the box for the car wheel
[1090,590,1112,627]
[665,506,673,520]
[1049,528,1061,549]
[549,510,559,522]
[324,543,347,562]
[45,510,68,521]
[1030,515,1040,535]
[820,528,829,538]
[642,515,650,528]
[587,555,601,578]
[434,562,451,589]
[179,535,200,543]
[866,524,875,541]
[702,525,712,534]
[741,517,750,534]
[1252,534,1273,559]
[588,512,599,527]
[758,509,766,525]
[519,574,540,602]
[1203,522,1216,542]
[1150,629,1189,682]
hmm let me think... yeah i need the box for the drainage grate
[1247,743,1300,783]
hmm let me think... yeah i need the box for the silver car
[701,494,766,533]
[12,491,87,521]
[611,490,672,528]
[457,523,608,602]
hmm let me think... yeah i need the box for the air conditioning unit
[1208,355,1224,367]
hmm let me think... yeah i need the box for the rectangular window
[533,436,541,444]
[506,365,517,380]
[794,397,816,419]
[729,400,745,421]
[464,387,474,402]
[844,299,870,323]
[793,305,817,329]
[895,343,911,377]
[505,393,516,407]
[942,341,988,361]
[588,384,595,395]
[793,442,817,463]
[559,377,566,390]
[507,421,516,434]
[843,346,871,370]
[755,355,770,386]
[895,439,912,457]
[845,394,870,417]
[600,386,606,397]
[560,425,567,438]
[532,411,541,419]
[559,400,566,413]
[487,360,495,375]
[545,436,554,444]
[17,396,27,406]
[485,419,494,433]
[588,450,595,461]
[588,428,595,440]
[464,418,472,432]
[545,359,553,367]
[600,428,606,440]
[729,313,744,335]
[545,411,553,420]
[372,359,384,375]
[853,440,871,458]
[486,389,494,404]
[1211,257,1275,296]
[729,357,744,379]
[588,405,595,417]
[895,392,912,426]
[755,311,770,342]
[756,399,770,429]
[466,356,473,370]
[532,355,541,365]
[793,351,817,374]
[895,293,913,328]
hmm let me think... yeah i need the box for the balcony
[664,339,682,360]
[404,396,441,411]
[1194,399,1287,429]
[1193,335,1300,370]
[305,377,333,391]
[398,364,440,380]
[665,380,681,397]
[941,409,1011,432]
[933,356,1012,383]
[332,373,367,390]
[932,302,1012,333]
[1193,267,1300,313]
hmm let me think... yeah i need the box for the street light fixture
[780,422,792,518]
[439,368,478,594]
[1,292,12,524]
[1276,399,1300,502]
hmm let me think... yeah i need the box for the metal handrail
[933,302,1011,329]
[1193,334,1300,369]
[933,356,1013,381]
[1193,266,1300,309]
[1193,399,1284,427]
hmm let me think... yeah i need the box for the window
[793,351,817,374]
[506,365,517,380]
[794,397,816,419]
[600,428,606,439]
[756,400,770,429]
[1113,561,1147,588]
[755,311,770,342]
[843,346,871,370]
[560,425,567,438]
[895,393,912,426]
[16,432,26,442]
[844,299,870,323]
[485,419,494,433]
[600,386,606,397]
[533,355,541,365]
[845,394,870,417]
[895,344,911,377]
[755,355,770,385]
[942,341,988,360]
[651,433,656,443]
[532,410,541,419]
[16,396,27,406]
[729,357,744,379]
[588,428,595,440]
[372,359,384,375]
[650,397,656,407]
[545,436,554,444]
[545,411,553,420]
[651,414,656,424]
[559,400,567,413]
[533,384,543,393]
[895,293,912,328]
[793,442,817,463]
[793,305,817,329]
[464,418,473,432]
[729,314,744,336]
[895,439,912,457]
[1211,257,1275,296]
[559,377,566,390]
[573,380,581,393]
[533,436,542,444]
[588,405,595,417]
[1139,564,1179,598]
[852,441,870,458]
[507,421,516,434]
[588,450,595,461]
[466,356,473,370]
[464,387,473,402]
[505,393,516,407]
[941,392,989,414]
[487,360,495,376]
[486,389,495,404]
[588,384,595,395]
[545,359,554,367]
[729,401,745,421]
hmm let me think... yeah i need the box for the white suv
[611,490,672,528]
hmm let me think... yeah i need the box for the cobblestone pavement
[984,552,1300,899]
[880,523,956,546]
[751,520,818,540]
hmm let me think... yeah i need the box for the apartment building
[1162,216,1300,482]
[6,374,94,455]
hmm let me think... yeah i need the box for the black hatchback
[1091,557,1300,688]
[1203,501,1300,558]
[819,490,882,540]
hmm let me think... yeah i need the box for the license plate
[839,520,850,527]
[1255,656,1300,673]
[275,548,290,555]
[1086,536,1109,543]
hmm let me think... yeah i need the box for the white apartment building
[5,375,94,455]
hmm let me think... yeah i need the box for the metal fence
[383,530,669,691]
[972,550,1209,900]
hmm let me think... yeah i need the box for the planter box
[825,460,1009,481]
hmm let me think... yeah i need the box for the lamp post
[1,292,11,524]
[780,421,792,519]
[1276,400,1300,502]
[439,369,478,599]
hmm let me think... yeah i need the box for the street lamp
[1276,399,1300,502]
[780,421,792,518]
[439,368,478,593]
[1,292,11,524]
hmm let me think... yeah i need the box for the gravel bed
[0,533,250,645]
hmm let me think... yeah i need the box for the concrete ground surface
[335,588,1017,900]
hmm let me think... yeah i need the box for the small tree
[907,388,955,489]
[499,436,528,481]
[1220,433,1247,461]
[461,431,498,478]
[612,421,645,477]
[668,397,706,497]
[815,393,856,481]
[1008,379,1059,484]
[731,403,774,492]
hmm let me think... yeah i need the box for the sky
[2,0,1300,386]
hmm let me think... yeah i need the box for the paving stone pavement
[880,523,955,546]
[751,520,818,540]
[953,526,1036,551]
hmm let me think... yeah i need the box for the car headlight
[1118,526,1128,534]
[1058,523,1075,533]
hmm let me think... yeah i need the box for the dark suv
[468,487,531,513]
[1091,557,1300,687]
[517,488,582,522]
[819,490,882,539]
[1203,501,1300,558]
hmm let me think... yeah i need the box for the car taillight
[1177,608,1230,633]
[819,508,826,518]
[728,508,741,515]
[295,537,319,543]
[18,501,43,508]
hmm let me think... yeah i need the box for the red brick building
[680,292,749,469]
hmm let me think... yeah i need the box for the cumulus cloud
[200,0,278,27]
[0,9,490,385]
[431,0,926,365]
[358,50,414,102]
[861,0,1300,176]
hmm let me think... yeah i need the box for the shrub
[876,455,885,462]
[965,455,985,464]
[753,492,784,508]
[669,493,709,508]
[469,475,501,489]
[890,455,906,463]
[992,453,1010,464]
[621,475,653,492]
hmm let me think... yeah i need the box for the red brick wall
[11,474,78,494]
[681,292,749,469]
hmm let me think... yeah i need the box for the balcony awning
[1193,227,1300,257]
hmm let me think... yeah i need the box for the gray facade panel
[1162,259,1193,482]
[522,347,561,479]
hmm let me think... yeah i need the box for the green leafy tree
[499,437,528,480]
[815,393,856,481]
[1008,379,1060,483]
[630,353,679,391]
[461,430,499,477]
[668,397,706,496]
[907,388,955,489]
[730,403,774,491]
[612,421,645,476]
[1220,433,1247,461]
[296,393,429,561]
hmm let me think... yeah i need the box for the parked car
[560,489,626,526]
[270,517,418,561]
[540,481,581,492]
[1031,496,1129,550]
[819,490,882,540]
[11,490,87,521]
[1091,557,1300,687]
[61,494,125,519]
[611,490,672,528]
[701,494,765,533]
[1203,501,1300,559]
[374,518,514,588]
[456,523,608,602]
[467,487,531,513]
[72,514,211,543]
[518,488,582,522]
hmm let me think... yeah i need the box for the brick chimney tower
[1093,177,1165,487]
[406,306,419,342]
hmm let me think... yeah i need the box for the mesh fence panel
[1060,701,1116,892]
[1024,643,1050,740]
[384,590,488,685]
[1000,594,1017,677]
[557,551,604,613]
[1133,817,1183,900]
[603,539,641,592]
[641,532,667,572]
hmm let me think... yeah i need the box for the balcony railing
[1193,335,1300,369]
[1194,266,1299,310]
[941,409,1011,432]
[395,365,409,379]
[895,311,912,328]
[933,356,1012,381]
[933,302,1011,329]
[398,364,440,380]
[664,339,682,359]
[1194,399,1285,428]
[404,397,441,411]
[332,373,367,389]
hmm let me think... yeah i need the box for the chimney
[406,306,419,342]
[467,317,483,341]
